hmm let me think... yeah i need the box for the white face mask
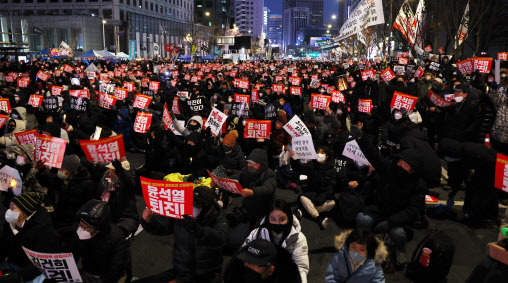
[317,153,326,163]
[16,156,27,166]
[193,206,202,218]
[454,96,464,103]
[5,209,20,224]
[394,113,403,120]
[76,226,93,240]
[57,170,69,179]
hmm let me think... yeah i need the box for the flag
[454,1,470,50]
[411,0,426,48]
[394,0,416,45]
[336,0,384,41]
[153,43,160,56]
[59,41,72,57]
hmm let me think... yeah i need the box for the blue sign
[129,40,136,59]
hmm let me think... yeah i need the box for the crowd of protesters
[0,53,507,283]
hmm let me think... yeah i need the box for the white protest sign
[283,115,311,138]
[84,63,97,73]
[23,247,83,282]
[170,120,185,136]
[204,108,228,136]
[177,91,189,99]
[342,140,371,167]
[0,165,22,196]
[291,136,317,160]
[336,0,385,41]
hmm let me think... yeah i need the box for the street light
[331,15,336,20]
[205,12,210,16]
[327,24,332,28]
[102,20,107,50]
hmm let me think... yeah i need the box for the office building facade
[283,0,323,26]
[283,7,310,48]
[267,13,282,46]
[234,0,263,39]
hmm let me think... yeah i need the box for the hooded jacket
[243,216,309,283]
[0,107,27,147]
[217,142,248,173]
[173,115,203,137]
[325,230,387,283]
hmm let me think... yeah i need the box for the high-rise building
[195,0,231,29]
[234,0,264,39]
[267,13,283,46]
[283,0,323,26]
[263,7,270,38]
[283,7,310,48]
[0,0,194,58]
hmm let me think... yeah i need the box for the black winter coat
[438,94,481,142]
[216,143,247,174]
[55,169,96,226]
[290,158,336,205]
[141,206,228,282]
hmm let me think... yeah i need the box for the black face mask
[188,124,200,131]
[223,145,233,153]
[394,165,410,179]
[247,166,261,176]
[7,125,16,133]
[270,223,290,234]
[242,266,265,283]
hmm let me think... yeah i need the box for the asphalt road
[126,152,501,283]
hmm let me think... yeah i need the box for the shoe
[428,188,440,198]
[294,208,303,220]
[319,216,328,230]
[395,249,408,268]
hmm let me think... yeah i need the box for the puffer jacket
[325,230,387,283]
[243,217,309,283]
[0,107,27,147]
[173,115,203,137]
[489,89,508,143]
[216,143,247,173]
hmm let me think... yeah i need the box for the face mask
[454,96,464,103]
[247,166,260,176]
[11,113,19,119]
[193,206,202,218]
[7,125,16,133]
[349,250,367,263]
[57,170,69,179]
[394,113,403,120]
[5,209,20,224]
[16,156,27,166]
[76,226,93,240]
[270,223,287,234]
[317,153,326,163]
[188,124,200,131]
[242,267,264,283]
[223,145,233,153]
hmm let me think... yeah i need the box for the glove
[181,215,203,235]
[112,159,124,175]
[375,221,391,233]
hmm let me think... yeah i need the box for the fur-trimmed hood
[334,230,388,265]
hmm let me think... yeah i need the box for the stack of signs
[204,108,228,136]
[208,170,243,194]
[187,97,204,112]
[133,112,152,133]
[495,154,508,193]
[0,165,22,196]
[140,177,193,219]
[342,140,371,167]
[35,134,67,169]
[79,135,126,163]
[133,94,152,109]
[244,120,271,139]
[390,92,418,112]
[23,247,83,282]
[291,136,317,160]
[283,115,311,137]
[311,94,331,110]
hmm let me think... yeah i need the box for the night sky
[265,0,339,25]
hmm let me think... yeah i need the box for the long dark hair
[261,199,294,244]
[345,229,379,259]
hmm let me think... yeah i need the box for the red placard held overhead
[390,92,418,112]
[289,76,301,86]
[123,82,135,92]
[456,59,473,74]
[79,135,126,163]
[172,97,180,114]
[398,57,409,65]
[379,68,396,83]
[251,90,259,103]
[234,94,250,104]
[35,134,67,169]
[140,177,193,219]
[36,70,50,81]
[426,90,455,107]
[148,81,160,91]
[98,92,117,109]
[237,79,249,89]
[28,95,43,108]
[133,94,152,109]
[414,66,425,79]
[52,86,64,96]
[63,64,74,73]
[244,120,271,139]
[361,69,376,81]
[115,88,128,101]
[17,77,30,88]
[14,129,37,145]
[133,112,152,133]
[358,99,373,113]
[208,171,243,194]
[272,84,284,92]
[424,45,432,52]
[472,57,493,74]
[311,94,331,110]
[0,98,11,113]
[290,87,302,95]
[495,154,508,193]
[498,52,508,61]
[162,103,173,130]
[331,91,345,103]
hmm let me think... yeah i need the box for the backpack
[406,229,455,282]
[333,187,364,227]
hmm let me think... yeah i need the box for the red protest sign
[123,82,135,92]
[0,98,11,113]
[114,88,128,101]
[238,79,249,89]
[208,171,243,194]
[398,57,409,65]
[79,135,126,163]
[251,90,259,103]
[52,85,64,96]
[28,95,43,108]
[149,81,160,91]
[495,154,508,193]
[425,195,438,203]
[98,92,117,109]
[63,64,74,73]
[234,94,250,104]
[361,69,375,81]
[498,52,508,61]
[172,97,180,114]
[14,129,37,146]
[358,99,373,113]
[162,103,173,130]
[414,66,425,79]
[0,114,9,128]
[427,90,455,107]
[438,47,444,54]
[311,94,331,110]
[331,91,345,103]
[256,84,265,90]
[275,76,283,82]
[5,74,14,82]
[472,57,493,74]
[380,68,396,83]
[424,45,432,52]
[141,177,193,219]
[190,76,200,83]
[390,92,418,112]
[244,119,271,139]
[289,76,301,86]
[35,134,67,169]
[311,74,319,81]
[133,94,152,109]
[133,112,152,133]
[272,84,284,93]
[290,87,302,95]
[230,70,237,77]
[141,77,149,87]
[457,58,473,74]
[16,77,29,88]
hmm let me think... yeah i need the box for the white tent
[115,52,130,58]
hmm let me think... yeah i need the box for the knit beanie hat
[12,192,44,215]
[62,155,81,172]
[193,186,216,207]
[222,132,237,147]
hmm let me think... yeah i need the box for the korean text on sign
[457,59,473,74]
[311,94,331,110]
[331,91,345,103]
[427,90,455,108]
[23,247,83,283]
[208,171,243,194]
[28,95,43,108]
[204,108,227,136]
[140,177,193,219]
[133,112,152,133]
[380,69,395,83]
[291,135,317,160]
[98,92,117,109]
[358,99,372,113]
[234,94,250,104]
[79,134,126,163]
[390,92,418,112]
[361,69,376,81]
[162,103,173,130]
[244,120,271,139]
[472,57,492,74]
[283,115,311,138]
[495,154,508,193]
[35,134,67,169]
[133,94,152,109]
[15,129,37,145]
